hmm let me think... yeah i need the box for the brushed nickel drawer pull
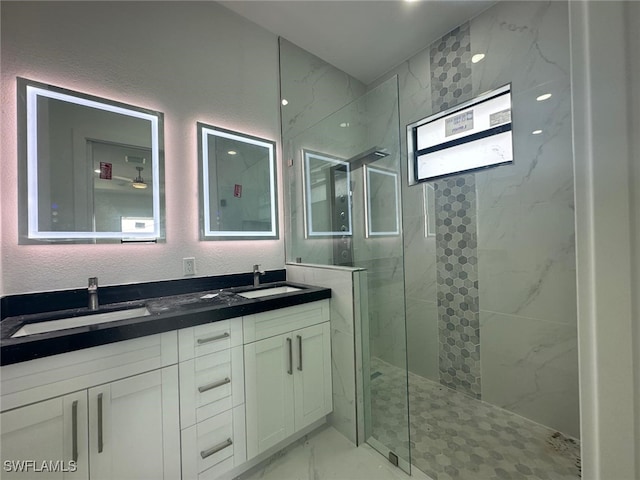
[97,393,104,454]
[72,400,78,463]
[197,332,230,345]
[200,438,233,459]
[198,377,231,393]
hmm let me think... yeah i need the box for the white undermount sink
[11,306,151,338]
[237,286,302,299]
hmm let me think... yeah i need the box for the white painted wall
[569,1,639,478]
[0,2,284,295]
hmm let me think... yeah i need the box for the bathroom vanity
[0,279,332,480]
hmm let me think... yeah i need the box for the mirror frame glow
[198,123,278,240]
[364,166,400,237]
[303,150,353,238]
[18,77,165,243]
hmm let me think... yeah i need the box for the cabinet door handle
[198,377,231,393]
[97,393,104,454]
[197,332,230,345]
[72,400,78,463]
[287,337,293,375]
[297,335,303,371]
[200,438,232,459]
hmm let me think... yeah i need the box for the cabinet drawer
[179,346,244,428]
[1,331,178,412]
[179,318,242,362]
[181,405,246,479]
[243,300,330,343]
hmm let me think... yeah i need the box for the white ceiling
[220,0,495,85]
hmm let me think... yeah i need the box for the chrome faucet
[253,265,265,287]
[88,277,99,310]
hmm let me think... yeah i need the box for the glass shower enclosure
[279,38,412,473]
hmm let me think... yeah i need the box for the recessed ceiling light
[228,150,237,155]
[471,53,485,64]
[94,169,101,174]
[339,122,350,128]
[536,93,552,101]
[281,99,288,106]
[532,130,543,135]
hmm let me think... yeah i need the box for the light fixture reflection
[536,93,552,101]
[228,150,237,155]
[532,129,543,135]
[281,99,289,106]
[471,53,485,63]
[339,122,350,128]
[132,166,148,189]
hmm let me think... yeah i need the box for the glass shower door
[353,79,410,472]
[280,68,411,473]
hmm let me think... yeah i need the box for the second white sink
[238,286,302,299]
[11,306,151,338]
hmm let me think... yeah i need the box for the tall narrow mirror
[198,123,277,240]
[17,78,165,243]
[303,150,352,237]
[364,166,400,237]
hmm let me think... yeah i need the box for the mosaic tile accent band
[434,177,480,398]
[430,23,481,398]
[430,24,473,114]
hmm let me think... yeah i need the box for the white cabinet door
[244,334,295,459]
[244,321,333,460]
[0,391,88,479]
[88,366,180,480]
[293,322,332,431]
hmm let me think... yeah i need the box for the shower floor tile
[369,357,581,480]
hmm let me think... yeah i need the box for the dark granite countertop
[0,281,331,366]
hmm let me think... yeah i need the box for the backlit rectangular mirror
[303,150,352,237]
[18,78,165,243]
[364,166,400,237]
[198,123,277,240]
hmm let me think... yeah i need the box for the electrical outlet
[183,257,196,276]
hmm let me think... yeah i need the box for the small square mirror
[198,123,278,240]
[17,78,165,243]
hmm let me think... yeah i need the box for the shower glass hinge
[388,451,399,467]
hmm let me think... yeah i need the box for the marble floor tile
[237,425,430,480]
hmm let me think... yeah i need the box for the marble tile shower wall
[370,0,579,437]
[472,1,578,438]
[279,38,366,142]
[279,39,366,266]
[280,42,408,371]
